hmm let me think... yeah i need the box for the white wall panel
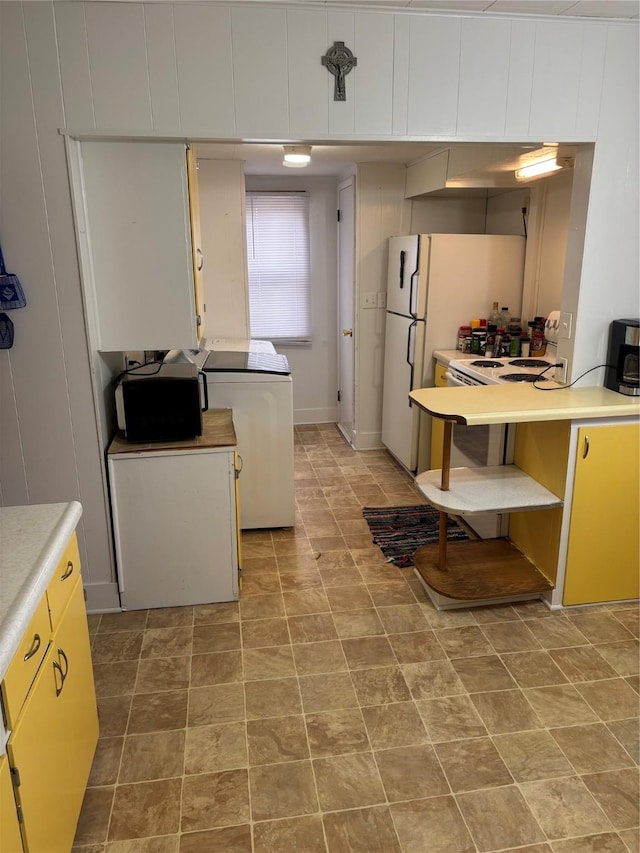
[144,4,181,131]
[458,18,510,136]
[0,358,28,507]
[392,14,410,135]
[354,13,394,135]
[24,2,115,590]
[407,15,461,136]
[575,24,607,139]
[53,2,95,130]
[529,21,583,139]
[504,20,535,138]
[328,12,355,136]
[85,2,152,131]
[287,10,329,136]
[173,5,235,136]
[232,8,289,136]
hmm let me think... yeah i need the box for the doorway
[337,177,355,445]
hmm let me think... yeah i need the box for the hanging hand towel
[0,241,26,309]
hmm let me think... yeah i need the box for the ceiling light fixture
[283,145,312,168]
[515,157,562,180]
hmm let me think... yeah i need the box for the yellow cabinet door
[1,754,23,853]
[429,363,448,469]
[563,423,640,605]
[7,577,99,853]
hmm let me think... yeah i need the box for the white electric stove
[446,353,558,387]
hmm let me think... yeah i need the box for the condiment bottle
[520,336,531,357]
[509,335,520,357]
[489,302,501,326]
[470,330,486,354]
[457,325,472,350]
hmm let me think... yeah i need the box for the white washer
[201,349,295,529]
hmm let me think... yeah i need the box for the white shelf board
[415,465,563,515]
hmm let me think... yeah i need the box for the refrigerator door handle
[399,250,406,289]
[406,320,417,406]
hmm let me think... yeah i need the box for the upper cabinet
[73,140,200,352]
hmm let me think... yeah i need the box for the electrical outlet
[555,357,568,384]
[124,350,145,368]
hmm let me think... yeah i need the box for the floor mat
[362,504,469,567]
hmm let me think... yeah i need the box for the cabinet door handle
[61,560,74,580]
[53,648,69,696]
[23,633,41,662]
[197,248,204,271]
[58,647,69,679]
[582,435,590,459]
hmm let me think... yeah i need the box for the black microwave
[114,363,208,442]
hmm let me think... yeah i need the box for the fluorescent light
[515,157,562,180]
[283,145,311,167]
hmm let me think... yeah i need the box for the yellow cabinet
[563,423,640,605]
[1,596,50,730]
[1,754,22,853]
[7,575,98,852]
[429,362,448,469]
[46,533,80,631]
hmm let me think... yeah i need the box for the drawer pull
[53,648,69,697]
[582,435,590,459]
[61,560,74,581]
[23,633,41,662]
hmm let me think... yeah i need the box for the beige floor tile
[322,806,402,852]
[241,617,291,648]
[471,604,520,624]
[550,723,636,774]
[119,730,185,782]
[240,573,282,595]
[607,718,640,763]
[390,795,475,853]
[99,611,148,633]
[193,601,239,626]
[493,730,574,782]
[190,651,242,687]
[387,630,447,664]
[305,707,370,757]
[106,836,179,852]
[375,604,428,634]
[239,555,278,574]
[184,722,247,774]
[451,654,517,693]
[109,778,181,840]
[93,661,138,698]
[576,678,640,720]
[298,672,359,712]
[594,641,640,677]
[470,689,543,733]
[253,816,325,853]
[140,627,193,658]
[88,737,124,786]
[361,701,428,749]
[243,645,296,680]
[366,581,417,607]
[192,623,240,654]
[341,635,396,669]
[482,620,542,653]
[92,631,144,664]
[502,650,570,688]
[550,833,629,853]
[457,785,546,850]
[317,566,363,587]
[135,657,190,693]
[179,825,251,852]
[582,769,640,830]
[332,608,385,638]
[325,583,374,611]
[287,613,337,643]
[435,737,513,792]
[292,639,347,675]
[187,683,245,726]
[520,776,613,839]
[249,761,318,820]
[618,827,640,853]
[549,646,619,683]
[279,571,324,591]
[313,752,385,811]
[376,744,449,801]
[350,665,411,705]
[239,593,284,621]
[244,677,302,718]
[74,787,115,845]
[432,625,495,659]
[415,694,487,742]
[246,715,309,765]
[401,659,466,699]
[526,618,590,649]
[181,770,250,832]
[97,695,132,737]
[612,609,640,638]
[282,589,330,616]
[568,612,636,644]
[523,684,600,727]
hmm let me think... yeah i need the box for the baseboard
[294,407,338,425]
[353,431,384,451]
[85,582,121,613]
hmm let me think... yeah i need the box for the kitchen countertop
[409,384,640,424]
[108,408,237,454]
[0,501,83,684]
[433,349,474,365]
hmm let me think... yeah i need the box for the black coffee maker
[605,318,640,396]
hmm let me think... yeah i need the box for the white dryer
[200,348,295,529]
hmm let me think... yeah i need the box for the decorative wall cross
[321,42,357,102]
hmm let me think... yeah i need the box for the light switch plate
[560,311,572,339]
[377,292,387,308]
[362,292,377,308]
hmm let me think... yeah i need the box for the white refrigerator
[381,233,525,473]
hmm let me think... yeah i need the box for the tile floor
[74,423,639,853]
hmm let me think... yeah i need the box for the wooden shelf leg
[437,421,453,571]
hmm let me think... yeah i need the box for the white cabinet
[76,140,199,352]
[107,412,240,609]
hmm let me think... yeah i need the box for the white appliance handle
[445,370,471,387]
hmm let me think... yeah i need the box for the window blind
[245,191,311,343]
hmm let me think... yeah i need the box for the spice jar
[470,330,486,354]
[457,325,472,350]
[520,336,531,358]
[530,332,546,356]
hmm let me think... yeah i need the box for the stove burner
[508,359,551,368]
[470,360,503,368]
[502,373,549,383]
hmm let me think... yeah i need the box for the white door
[381,311,426,472]
[337,178,355,445]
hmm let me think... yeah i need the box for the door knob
[342,329,353,337]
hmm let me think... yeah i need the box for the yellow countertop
[409,384,640,425]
